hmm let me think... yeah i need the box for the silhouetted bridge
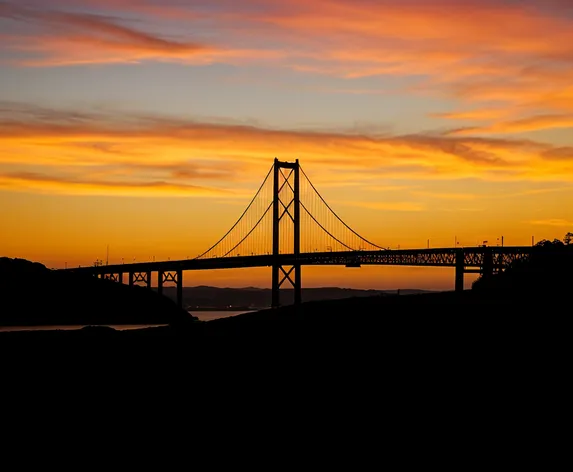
[64,159,533,308]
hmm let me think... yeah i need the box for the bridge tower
[272,158,301,308]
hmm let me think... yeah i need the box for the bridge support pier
[104,273,120,282]
[481,248,494,281]
[177,269,183,310]
[272,265,301,307]
[272,158,301,308]
[158,270,183,310]
[455,249,464,292]
[272,266,279,308]
[128,271,151,287]
[158,270,164,296]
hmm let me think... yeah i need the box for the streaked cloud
[2,102,573,197]
[541,147,573,160]
[3,0,573,125]
[339,201,426,212]
[2,0,571,278]
[451,114,573,135]
[0,2,216,66]
[431,109,515,122]
[529,218,573,227]
[366,184,418,193]
[0,171,232,196]
[411,191,479,201]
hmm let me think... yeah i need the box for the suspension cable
[194,163,274,259]
[300,165,386,250]
[300,202,355,251]
[222,201,273,257]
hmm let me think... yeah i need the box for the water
[190,310,252,321]
[0,324,167,332]
[0,311,252,332]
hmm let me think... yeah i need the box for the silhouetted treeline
[472,233,573,297]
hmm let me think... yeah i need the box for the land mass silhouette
[1,234,570,342]
[0,257,196,328]
[161,285,434,311]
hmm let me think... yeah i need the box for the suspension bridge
[65,158,533,308]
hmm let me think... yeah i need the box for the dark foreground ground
[1,291,565,467]
[0,290,563,348]
[1,288,566,433]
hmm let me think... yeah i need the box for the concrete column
[128,272,134,286]
[146,271,152,289]
[482,248,494,280]
[293,160,301,306]
[177,269,183,309]
[455,249,464,292]
[158,270,164,296]
[272,158,280,308]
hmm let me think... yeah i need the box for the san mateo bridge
[64,159,533,309]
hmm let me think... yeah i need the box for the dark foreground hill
[0,285,564,339]
[0,257,195,327]
[3,248,569,448]
[1,238,571,346]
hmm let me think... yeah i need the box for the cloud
[450,114,573,135]
[3,0,573,132]
[366,184,418,192]
[411,191,479,201]
[529,218,573,227]
[0,171,233,197]
[339,201,426,212]
[431,109,515,122]
[0,3,216,66]
[541,147,573,161]
[2,102,573,197]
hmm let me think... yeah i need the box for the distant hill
[160,285,435,310]
[2,237,571,338]
[0,257,195,327]
[1,240,572,344]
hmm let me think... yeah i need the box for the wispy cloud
[2,102,573,196]
[3,0,573,130]
[431,109,515,122]
[0,3,216,66]
[411,191,479,201]
[339,201,426,212]
[450,114,573,135]
[541,147,573,160]
[0,171,233,197]
[529,218,573,227]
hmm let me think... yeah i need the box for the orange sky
[1,0,572,290]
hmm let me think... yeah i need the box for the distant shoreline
[186,307,263,312]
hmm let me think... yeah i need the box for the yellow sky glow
[1,0,572,290]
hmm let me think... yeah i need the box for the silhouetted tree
[472,232,573,298]
[536,238,564,248]
[564,232,573,245]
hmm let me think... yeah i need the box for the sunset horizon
[2,0,572,291]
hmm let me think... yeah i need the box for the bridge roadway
[64,246,533,308]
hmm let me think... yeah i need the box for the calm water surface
[191,310,251,321]
[0,311,251,332]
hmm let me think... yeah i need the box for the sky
[1,0,572,290]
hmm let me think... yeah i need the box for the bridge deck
[63,247,533,275]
